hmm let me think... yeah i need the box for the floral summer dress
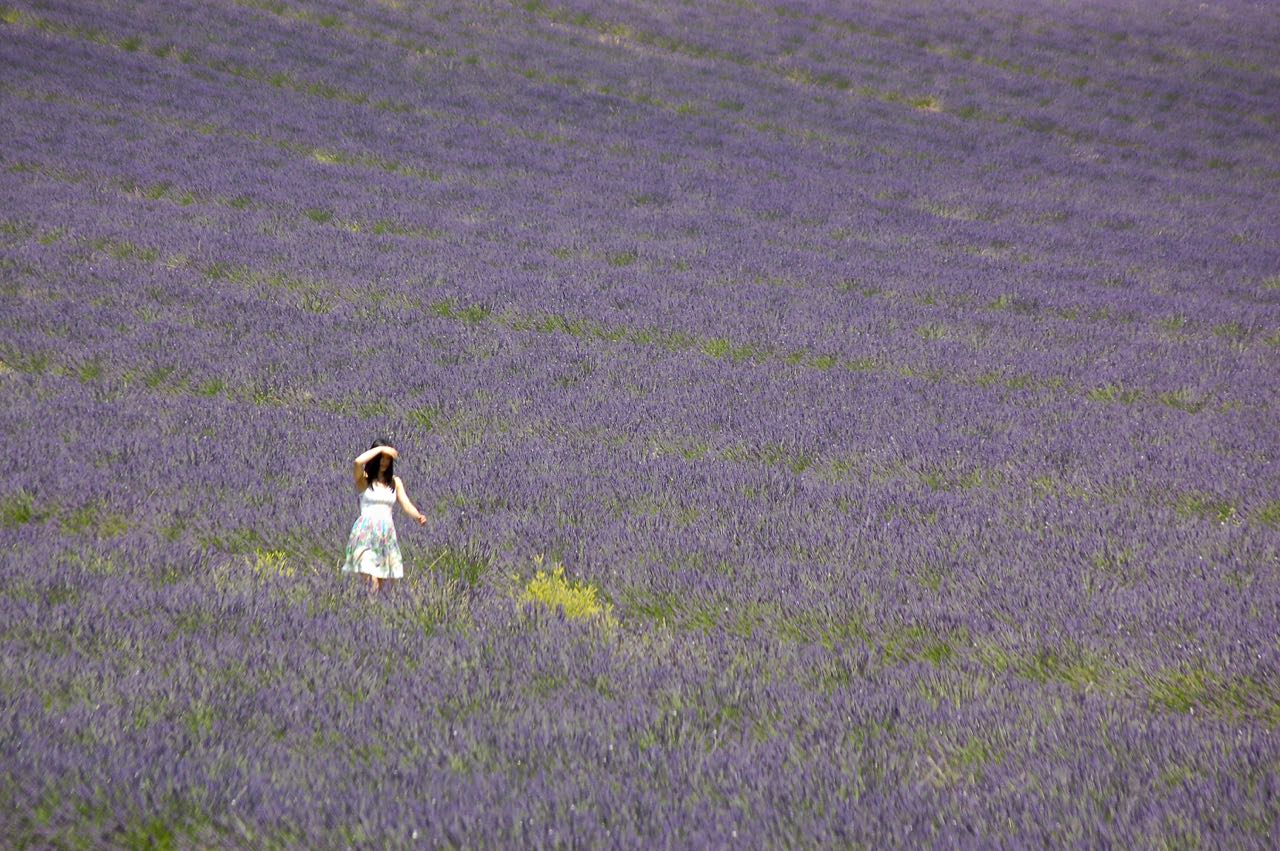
[340,481,404,579]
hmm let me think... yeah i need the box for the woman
[341,439,427,597]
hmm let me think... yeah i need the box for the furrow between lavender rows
[803,0,1280,83]
[587,0,1280,123]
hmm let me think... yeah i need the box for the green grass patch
[407,405,443,430]
[428,297,457,318]
[1156,388,1208,413]
[1086,383,1142,404]
[920,466,997,492]
[773,606,865,647]
[701,337,730,359]
[810,353,838,370]
[1147,666,1214,713]
[1015,642,1110,691]
[59,499,130,538]
[194,377,226,396]
[1212,321,1248,342]
[1254,500,1280,529]
[430,542,491,588]
[456,304,491,324]
[1174,492,1238,524]
[621,587,682,627]
[74,355,103,381]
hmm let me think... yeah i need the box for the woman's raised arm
[355,445,396,466]
[353,445,396,491]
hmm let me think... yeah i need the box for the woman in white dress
[341,439,427,597]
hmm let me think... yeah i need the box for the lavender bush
[1,0,1278,846]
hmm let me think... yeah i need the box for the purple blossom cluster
[1,0,1278,846]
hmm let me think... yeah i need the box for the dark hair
[363,437,395,490]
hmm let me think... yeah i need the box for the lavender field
[2,0,1279,846]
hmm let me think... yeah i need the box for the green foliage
[1157,388,1208,413]
[1016,643,1109,691]
[1,489,53,526]
[120,816,179,851]
[1148,667,1214,713]
[1212,321,1247,342]
[1086,383,1142,404]
[921,464,998,492]
[407,405,442,430]
[430,543,491,588]
[1255,500,1280,529]
[921,640,953,666]
[60,500,130,538]
[622,588,681,626]
[456,304,490,324]
[516,554,614,622]
[701,337,731,359]
[1174,492,1238,524]
[75,357,104,382]
[249,547,295,579]
[810,354,837,370]
[194,377,226,396]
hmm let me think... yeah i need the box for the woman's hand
[384,446,399,459]
[415,514,427,526]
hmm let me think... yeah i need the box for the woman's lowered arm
[395,476,427,524]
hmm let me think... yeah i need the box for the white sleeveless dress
[340,481,404,579]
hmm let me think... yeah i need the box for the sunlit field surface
[2,0,1279,846]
